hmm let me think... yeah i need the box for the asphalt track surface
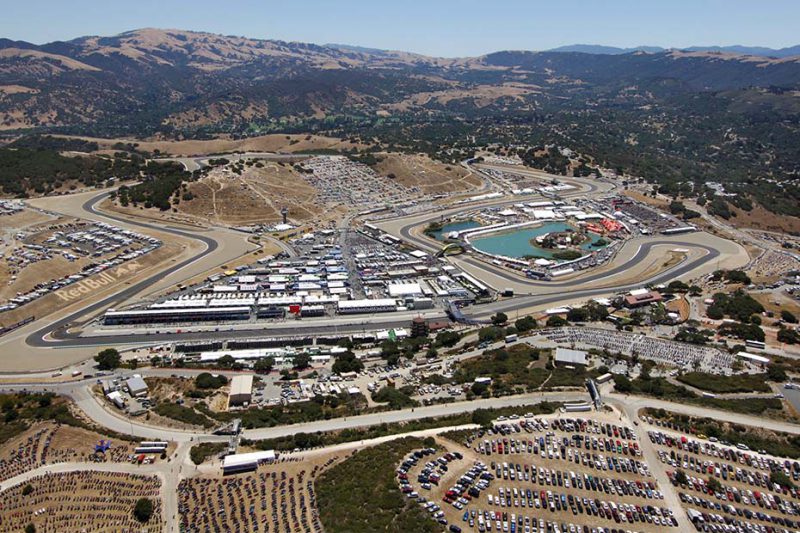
[26,191,218,347]
[27,177,727,349]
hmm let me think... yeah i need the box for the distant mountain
[548,44,665,55]
[683,45,800,58]
[0,28,799,135]
[324,43,393,56]
[2,28,799,218]
[549,43,800,58]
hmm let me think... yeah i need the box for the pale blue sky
[2,0,798,57]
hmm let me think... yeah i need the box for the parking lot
[646,419,800,532]
[398,414,676,533]
[1,218,160,313]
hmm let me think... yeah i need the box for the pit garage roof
[555,347,587,366]
[388,283,423,297]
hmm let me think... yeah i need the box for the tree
[472,408,494,428]
[253,357,275,374]
[707,476,722,493]
[293,353,311,369]
[778,327,800,345]
[195,372,227,389]
[546,315,568,327]
[770,470,795,490]
[22,484,33,496]
[674,469,688,485]
[332,351,364,374]
[217,354,235,368]
[25,525,35,533]
[613,375,633,393]
[435,330,460,348]
[767,365,788,382]
[491,312,508,326]
[515,316,537,332]
[566,307,589,322]
[133,498,154,523]
[781,310,798,324]
[94,348,121,370]
[471,381,490,396]
[478,326,503,343]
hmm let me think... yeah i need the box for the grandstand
[103,306,251,325]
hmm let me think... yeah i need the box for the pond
[428,219,482,240]
[470,222,606,259]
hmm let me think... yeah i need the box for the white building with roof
[229,374,254,406]
[554,347,587,366]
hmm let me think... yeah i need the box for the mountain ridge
[0,28,799,135]
[548,43,800,58]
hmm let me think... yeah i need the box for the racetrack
[2,172,746,370]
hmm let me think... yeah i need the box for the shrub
[194,372,228,389]
[133,498,154,523]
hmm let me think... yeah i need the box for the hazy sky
[2,0,798,56]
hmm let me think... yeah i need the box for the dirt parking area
[179,452,341,532]
[0,470,162,532]
[401,415,675,533]
[647,425,800,531]
[0,421,173,483]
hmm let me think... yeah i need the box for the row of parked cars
[668,470,799,516]
[443,461,491,510]
[481,433,641,459]
[649,429,800,483]
[658,447,794,496]
[485,439,650,479]
[487,488,677,528]
[502,464,663,500]
[683,492,800,532]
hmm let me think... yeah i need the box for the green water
[429,220,482,240]
[471,222,605,259]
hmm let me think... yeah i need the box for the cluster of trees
[372,386,417,409]
[113,161,193,211]
[674,327,714,345]
[668,200,700,220]
[711,270,751,285]
[0,147,144,196]
[718,321,766,342]
[706,290,764,322]
[566,302,609,323]
[332,351,364,374]
[779,327,800,345]
[665,280,702,295]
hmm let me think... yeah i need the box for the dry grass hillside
[371,153,482,194]
[179,161,319,225]
[53,133,369,157]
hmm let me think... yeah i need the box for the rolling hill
[1,28,799,134]
[1,28,799,219]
